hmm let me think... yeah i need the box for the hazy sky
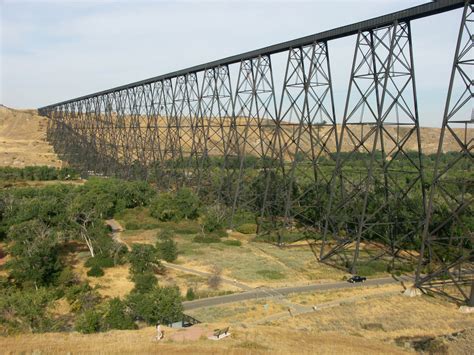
[0,0,465,126]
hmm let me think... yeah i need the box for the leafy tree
[126,286,183,324]
[131,272,158,294]
[0,288,57,333]
[156,238,178,262]
[103,298,136,330]
[6,220,63,287]
[128,244,162,275]
[150,188,199,221]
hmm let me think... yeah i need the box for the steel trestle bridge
[39,0,473,306]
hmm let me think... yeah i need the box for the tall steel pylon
[416,1,473,306]
[229,55,279,226]
[267,42,338,238]
[320,21,426,274]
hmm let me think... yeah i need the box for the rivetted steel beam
[38,0,465,110]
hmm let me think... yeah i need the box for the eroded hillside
[0,105,61,167]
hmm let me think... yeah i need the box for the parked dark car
[348,276,367,283]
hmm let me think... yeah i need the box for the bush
[156,238,178,262]
[85,256,114,269]
[236,223,257,234]
[64,282,101,313]
[131,272,158,294]
[201,204,226,233]
[185,287,196,301]
[75,308,103,334]
[207,265,222,289]
[157,229,174,240]
[87,266,104,278]
[124,221,141,230]
[55,267,78,288]
[103,298,136,330]
[223,239,242,247]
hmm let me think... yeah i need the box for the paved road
[183,276,405,310]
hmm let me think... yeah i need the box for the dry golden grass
[0,106,61,167]
[0,323,410,354]
[277,291,474,345]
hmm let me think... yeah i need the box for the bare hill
[0,105,469,169]
[0,105,61,168]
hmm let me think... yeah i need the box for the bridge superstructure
[39,0,473,306]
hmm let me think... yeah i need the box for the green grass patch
[223,239,242,247]
[236,223,257,234]
[256,269,285,280]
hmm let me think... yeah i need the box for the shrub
[85,256,114,269]
[236,223,257,234]
[156,238,178,262]
[223,239,242,247]
[201,204,226,233]
[124,221,141,230]
[185,287,196,301]
[64,282,101,313]
[207,265,222,289]
[55,267,78,288]
[103,298,136,330]
[75,308,103,334]
[131,272,158,294]
[157,229,175,240]
[87,266,104,278]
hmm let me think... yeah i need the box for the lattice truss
[416,2,473,305]
[320,21,426,273]
[270,42,338,234]
[40,2,473,305]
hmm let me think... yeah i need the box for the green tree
[128,244,161,275]
[156,238,178,262]
[126,286,183,324]
[131,272,158,294]
[103,298,136,330]
[6,220,63,287]
[0,288,57,333]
